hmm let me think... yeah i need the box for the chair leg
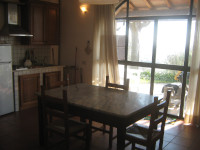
[85,125,91,150]
[49,116,53,137]
[89,119,93,134]
[49,115,53,123]
[89,120,92,126]
[159,137,164,150]
[65,137,69,150]
[148,142,156,150]
[109,126,113,149]
[103,124,106,134]
[131,142,135,150]
[44,128,48,148]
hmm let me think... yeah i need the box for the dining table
[36,83,155,150]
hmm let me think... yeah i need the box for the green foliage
[154,72,176,83]
[140,71,177,83]
[140,71,151,81]
[166,54,184,66]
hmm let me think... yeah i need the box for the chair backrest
[63,66,83,85]
[41,86,69,134]
[105,75,129,91]
[43,73,66,90]
[147,90,171,141]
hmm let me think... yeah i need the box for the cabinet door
[44,71,61,89]
[19,74,40,110]
[30,4,45,44]
[45,4,59,44]
[21,2,60,45]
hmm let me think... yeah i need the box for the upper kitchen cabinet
[45,4,59,44]
[30,3,45,44]
[21,1,59,45]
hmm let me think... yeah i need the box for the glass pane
[183,71,190,117]
[128,20,154,63]
[189,19,196,67]
[154,69,182,116]
[127,66,151,94]
[156,20,187,66]
[116,20,126,60]
[118,64,124,84]
[129,0,190,17]
[115,1,127,18]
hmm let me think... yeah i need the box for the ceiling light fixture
[80,5,88,14]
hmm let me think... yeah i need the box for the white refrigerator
[0,45,14,116]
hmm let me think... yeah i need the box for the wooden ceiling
[128,0,197,10]
[116,0,197,17]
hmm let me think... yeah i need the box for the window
[116,20,126,61]
[156,20,187,66]
[115,0,196,118]
[128,20,154,63]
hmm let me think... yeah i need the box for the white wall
[60,0,94,84]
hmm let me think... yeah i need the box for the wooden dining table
[36,84,155,150]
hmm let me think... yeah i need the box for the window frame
[115,0,196,118]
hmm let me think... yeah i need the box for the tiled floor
[0,108,200,150]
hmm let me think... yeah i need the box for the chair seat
[125,91,171,150]
[126,123,160,142]
[47,119,88,136]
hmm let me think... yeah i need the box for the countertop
[12,65,64,72]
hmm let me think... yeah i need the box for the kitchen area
[0,0,63,115]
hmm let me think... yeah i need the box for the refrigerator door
[0,63,14,115]
[0,45,12,62]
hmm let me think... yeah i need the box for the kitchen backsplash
[0,36,58,67]
[12,45,51,66]
[0,36,21,45]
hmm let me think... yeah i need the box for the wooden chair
[89,75,130,149]
[125,90,171,150]
[63,66,83,85]
[41,86,91,149]
[106,75,129,91]
[43,72,66,90]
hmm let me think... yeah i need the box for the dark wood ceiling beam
[143,0,152,9]
[129,1,136,10]
[115,7,123,16]
[188,0,191,6]
[165,0,172,8]
[115,2,126,16]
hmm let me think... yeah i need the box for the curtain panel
[184,0,200,126]
[92,5,120,86]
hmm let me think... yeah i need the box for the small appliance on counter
[24,49,32,68]
[24,59,32,68]
[0,45,14,116]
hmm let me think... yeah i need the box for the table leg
[117,126,126,150]
[37,96,44,146]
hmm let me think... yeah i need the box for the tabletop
[41,84,155,118]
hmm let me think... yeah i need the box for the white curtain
[92,5,120,86]
[184,0,200,126]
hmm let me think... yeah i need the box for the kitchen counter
[13,65,64,111]
[12,65,61,71]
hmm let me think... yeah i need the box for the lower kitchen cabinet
[43,71,61,89]
[19,74,40,110]
[13,66,64,111]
